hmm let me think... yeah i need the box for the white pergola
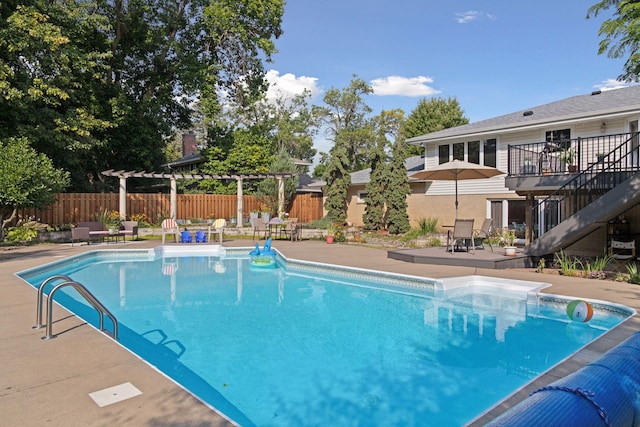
[101,169,299,222]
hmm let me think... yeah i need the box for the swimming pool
[17,247,634,426]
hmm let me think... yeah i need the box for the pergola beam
[101,169,299,222]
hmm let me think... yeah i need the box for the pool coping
[1,239,639,426]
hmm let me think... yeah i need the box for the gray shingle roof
[350,155,425,185]
[407,84,640,144]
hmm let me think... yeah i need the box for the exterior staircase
[525,133,640,257]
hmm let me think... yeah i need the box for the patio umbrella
[410,160,504,218]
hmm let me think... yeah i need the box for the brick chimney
[182,133,197,156]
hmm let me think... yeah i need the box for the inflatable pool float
[250,255,276,268]
[249,238,276,268]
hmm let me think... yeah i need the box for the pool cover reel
[487,331,640,426]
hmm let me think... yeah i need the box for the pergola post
[277,176,284,218]
[170,176,177,220]
[119,176,127,221]
[236,177,243,227]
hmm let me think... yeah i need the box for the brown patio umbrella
[410,160,504,218]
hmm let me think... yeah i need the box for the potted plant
[499,229,517,256]
[326,224,335,244]
[96,209,121,233]
[560,148,577,173]
[249,210,260,227]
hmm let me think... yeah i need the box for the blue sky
[262,1,631,157]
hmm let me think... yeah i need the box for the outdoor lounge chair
[212,218,226,243]
[252,217,269,240]
[473,218,494,251]
[161,219,179,243]
[609,239,636,270]
[280,218,299,241]
[447,219,475,254]
[71,227,90,246]
[180,230,192,243]
[195,230,207,243]
[122,221,139,240]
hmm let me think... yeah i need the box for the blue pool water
[18,248,634,426]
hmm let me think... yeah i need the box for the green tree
[0,0,285,191]
[255,152,299,216]
[362,110,398,230]
[0,1,112,190]
[0,138,70,239]
[385,125,411,235]
[323,141,350,224]
[587,0,640,82]
[199,128,274,194]
[404,97,469,156]
[315,76,375,171]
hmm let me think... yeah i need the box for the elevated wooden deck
[388,246,534,269]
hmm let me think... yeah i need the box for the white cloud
[370,75,441,97]
[265,70,322,102]
[455,11,494,24]
[595,79,633,91]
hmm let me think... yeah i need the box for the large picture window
[453,142,464,161]
[438,145,450,164]
[484,139,496,167]
[468,141,480,164]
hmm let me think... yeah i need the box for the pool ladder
[33,275,119,341]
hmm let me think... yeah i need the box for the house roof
[349,155,425,185]
[406,84,640,145]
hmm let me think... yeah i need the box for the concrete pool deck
[1,239,639,426]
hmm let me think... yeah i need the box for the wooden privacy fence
[21,192,324,226]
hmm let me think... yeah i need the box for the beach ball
[566,300,594,322]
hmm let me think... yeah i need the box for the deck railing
[507,132,637,177]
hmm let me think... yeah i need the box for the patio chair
[180,230,192,243]
[122,221,138,241]
[212,218,226,243]
[280,218,299,241]
[252,217,269,240]
[609,239,636,270]
[447,219,475,254]
[71,227,90,246]
[161,219,179,243]
[195,230,207,243]
[473,218,494,252]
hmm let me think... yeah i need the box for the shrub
[6,224,38,244]
[627,263,640,284]
[584,253,613,280]
[554,250,583,276]
[417,217,439,234]
[130,213,152,228]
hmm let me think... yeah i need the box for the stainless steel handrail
[36,278,118,341]
[33,275,72,329]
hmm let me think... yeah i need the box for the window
[357,191,368,204]
[468,141,480,164]
[545,129,571,150]
[453,142,464,161]
[438,145,450,164]
[484,139,496,167]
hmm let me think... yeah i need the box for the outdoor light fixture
[601,122,607,132]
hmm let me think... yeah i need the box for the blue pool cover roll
[487,331,640,427]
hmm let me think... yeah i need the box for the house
[402,84,640,258]
[342,85,640,258]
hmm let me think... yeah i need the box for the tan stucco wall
[345,184,520,230]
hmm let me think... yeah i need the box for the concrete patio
[1,238,639,426]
